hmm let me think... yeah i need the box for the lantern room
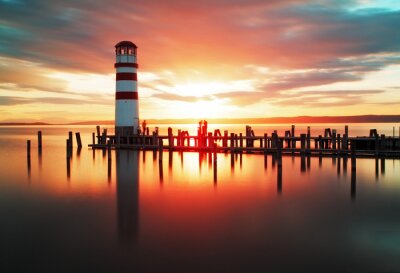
[115,41,137,64]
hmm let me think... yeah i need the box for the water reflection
[343,156,348,174]
[116,150,139,246]
[230,152,234,172]
[381,157,385,175]
[264,153,267,170]
[300,155,306,173]
[277,160,282,195]
[351,156,357,200]
[168,151,173,171]
[213,155,217,186]
[66,157,70,180]
[4,126,400,273]
[159,158,164,184]
[38,147,42,172]
[107,153,112,183]
[27,156,31,179]
[351,168,356,200]
[76,146,82,158]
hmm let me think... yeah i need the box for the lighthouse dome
[115,41,137,48]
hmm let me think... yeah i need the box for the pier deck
[88,125,400,158]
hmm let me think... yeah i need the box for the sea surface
[1,124,400,273]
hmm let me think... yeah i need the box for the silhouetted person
[142,120,147,135]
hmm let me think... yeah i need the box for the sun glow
[172,80,255,98]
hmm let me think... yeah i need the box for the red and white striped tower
[115,41,139,136]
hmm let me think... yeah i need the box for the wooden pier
[89,124,400,158]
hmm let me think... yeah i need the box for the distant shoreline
[1,115,400,126]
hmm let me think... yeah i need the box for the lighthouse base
[115,126,137,137]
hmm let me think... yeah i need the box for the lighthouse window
[121,48,125,54]
[128,48,132,55]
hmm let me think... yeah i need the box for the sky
[0,0,400,123]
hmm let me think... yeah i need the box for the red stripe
[116,92,138,100]
[116,73,137,81]
[114,63,139,68]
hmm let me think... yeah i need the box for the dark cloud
[0,96,30,105]
[1,0,399,73]
[263,70,361,92]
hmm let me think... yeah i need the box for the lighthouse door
[133,117,139,134]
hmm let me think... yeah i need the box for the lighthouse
[115,41,139,136]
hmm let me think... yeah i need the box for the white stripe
[116,81,137,92]
[116,67,136,73]
[115,100,139,127]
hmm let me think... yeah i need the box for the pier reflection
[116,150,139,246]
[277,162,282,194]
[300,155,306,173]
[27,156,31,179]
[351,168,356,200]
[343,156,348,174]
[38,148,42,172]
[159,159,164,184]
[66,157,70,180]
[381,157,385,175]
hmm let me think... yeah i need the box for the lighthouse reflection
[116,150,139,246]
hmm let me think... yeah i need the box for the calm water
[1,124,400,273]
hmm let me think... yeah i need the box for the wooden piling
[101,129,107,145]
[75,132,82,148]
[300,134,306,154]
[332,129,337,151]
[168,127,173,150]
[318,135,323,155]
[178,129,182,147]
[68,131,73,149]
[223,130,228,148]
[291,125,295,148]
[306,126,311,153]
[230,133,234,152]
[96,126,100,144]
[107,140,111,161]
[159,139,163,162]
[38,131,42,149]
[66,139,71,158]
[263,134,267,152]
[92,132,95,146]
[208,132,213,148]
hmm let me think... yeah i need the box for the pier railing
[88,125,400,158]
